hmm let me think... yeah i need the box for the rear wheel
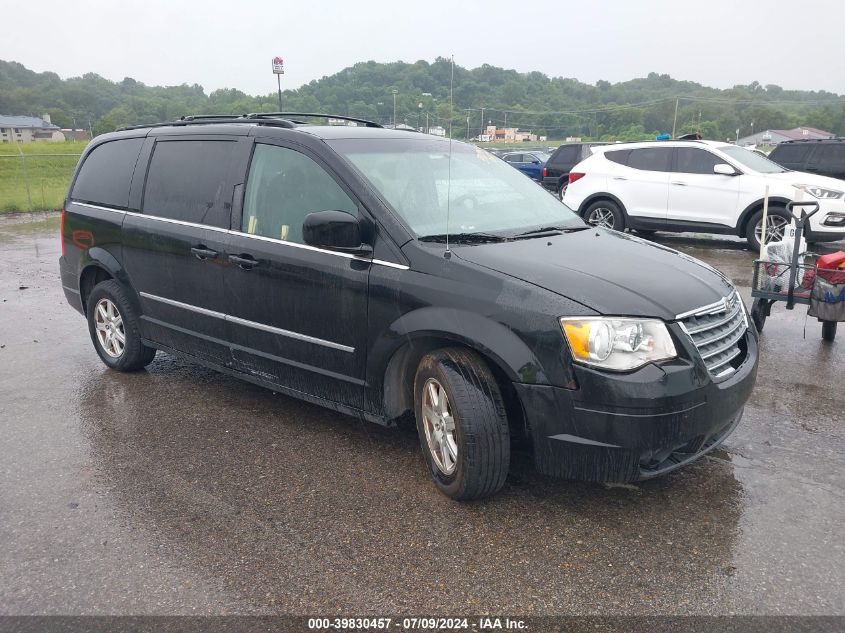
[747,207,790,252]
[414,348,510,501]
[822,321,837,342]
[87,280,156,371]
[583,200,625,231]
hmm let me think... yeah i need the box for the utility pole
[466,110,470,140]
[480,107,484,140]
[391,89,398,128]
[671,97,679,139]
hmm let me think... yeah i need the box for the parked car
[541,142,608,197]
[768,138,845,181]
[60,115,758,500]
[563,140,845,250]
[501,150,550,181]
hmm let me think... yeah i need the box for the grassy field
[0,140,88,212]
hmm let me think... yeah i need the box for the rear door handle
[229,254,259,269]
[191,246,219,260]
[612,176,627,181]
[671,181,688,186]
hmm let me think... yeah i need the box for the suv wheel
[747,207,790,251]
[584,200,625,231]
[87,280,156,371]
[414,348,510,500]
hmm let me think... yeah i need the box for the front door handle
[229,254,259,270]
[671,181,688,186]
[191,246,219,260]
[612,176,627,181]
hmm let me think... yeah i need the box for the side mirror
[714,163,738,176]
[302,210,371,255]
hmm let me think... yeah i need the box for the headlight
[560,317,677,371]
[793,184,843,200]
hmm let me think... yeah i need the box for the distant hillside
[1,58,843,141]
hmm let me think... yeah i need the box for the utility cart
[750,201,845,342]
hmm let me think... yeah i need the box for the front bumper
[807,199,845,240]
[514,328,758,482]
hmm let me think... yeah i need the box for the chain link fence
[0,152,82,212]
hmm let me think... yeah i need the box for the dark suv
[60,113,758,500]
[541,142,607,196]
[768,138,845,181]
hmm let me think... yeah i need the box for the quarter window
[242,144,357,244]
[627,147,672,172]
[771,144,811,165]
[143,140,237,226]
[674,148,721,174]
[71,138,144,209]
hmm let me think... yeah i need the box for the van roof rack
[117,112,381,132]
[243,112,382,128]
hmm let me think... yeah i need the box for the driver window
[242,144,357,244]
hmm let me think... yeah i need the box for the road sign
[272,57,284,75]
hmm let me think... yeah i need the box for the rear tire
[746,206,790,252]
[414,348,510,501]
[87,280,156,371]
[583,200,625,231]
[822,321,837,342]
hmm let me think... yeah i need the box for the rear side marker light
[569,172,585,184]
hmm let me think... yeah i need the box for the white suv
[562,140,845,249]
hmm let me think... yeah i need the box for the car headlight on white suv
[793,184,843,200]
[560,317,677,371]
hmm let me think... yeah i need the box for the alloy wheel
[94,298,126,358]
[587,207,615,228]
[421,378,458,475]
[755,215,789,244]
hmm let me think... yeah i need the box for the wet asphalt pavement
[0,213,843,616]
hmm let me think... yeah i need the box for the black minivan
[60,114,758,500]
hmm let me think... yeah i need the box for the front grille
[679,291,748,379]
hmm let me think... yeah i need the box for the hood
[454,229,735,321]
[760,170,845,190]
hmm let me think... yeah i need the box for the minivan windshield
[718,145,789,173]
[329,138,583,238]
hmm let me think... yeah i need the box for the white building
[0,114,65,143]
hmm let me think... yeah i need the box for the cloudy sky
[2,0,843,95]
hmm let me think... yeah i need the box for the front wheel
[414,348,510,501]
[822,321,837,342]
[751,298,769,333]
[583,200,625,231]
[747,207,790,252]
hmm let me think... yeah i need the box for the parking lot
[1,212,843,615]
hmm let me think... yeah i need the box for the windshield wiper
[418,231,508,244]
[514,225,589,237]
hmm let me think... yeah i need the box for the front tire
[583,200,625,231]
[746,206,790,252]
[87,280,156,371]
[414,348,510,501]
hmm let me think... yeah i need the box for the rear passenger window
[628,147,672,172]
[814,144,845,167]
[71,138,143,209]
[674,148,721,174]
[504,154,523,163]
[242,144,357,244]
[143,140,237,226]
